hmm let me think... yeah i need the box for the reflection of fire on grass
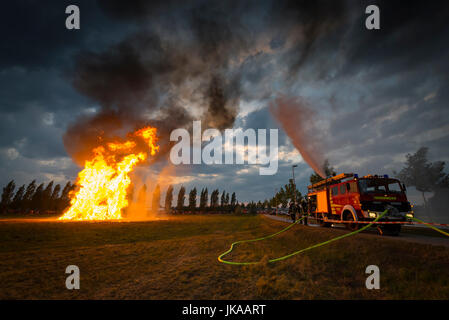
[59,127,159,221]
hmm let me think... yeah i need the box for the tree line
[0,180,75,215]
[132,184,240,213]
[265,179,302,209]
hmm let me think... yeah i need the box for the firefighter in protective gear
[289,201,296,222]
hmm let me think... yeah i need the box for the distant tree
[23,180,37,211]
[225,193,230,206]
[164,185,173,212]
[123,182,134,217]
[269,179,302,210]
[234,203,242,214]
[177,186,186,210]
[263,199,269,208]
[59,181,74,212]
[138,184,147,204]
[199,188,204,209]
[200,188,208,210]
[310,159,336,185]
[210,189,219,208]
[51,184,61,201]
[152,184,161,211]
[135,184,148,215]
[188,187,197,209]
[42,181,54,211]
[11,184,25,211]
[31,183,44,212]
[248,201,257,214]
[220,190,226,207]
[285,179,302,204]
[50,184,61,211]
[276,187,288,208]
[396,147,449,207]
[0,180,16,213]
[230,192,236,208]
[269,196,278,208]
[129,183,135,201]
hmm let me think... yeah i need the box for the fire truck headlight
[369,212,377,218]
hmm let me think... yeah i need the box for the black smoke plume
[64,0,348,166]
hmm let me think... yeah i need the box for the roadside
[262,214,449,248]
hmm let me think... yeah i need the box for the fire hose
[409,216,449,237]
[218,210,449,265]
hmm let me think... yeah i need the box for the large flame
[59,127,159,221]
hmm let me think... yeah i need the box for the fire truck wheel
[344,211,359,231]
[319,214,331,228]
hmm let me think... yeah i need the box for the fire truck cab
[307,173,413,235]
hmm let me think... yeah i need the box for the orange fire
[59,126,159,221]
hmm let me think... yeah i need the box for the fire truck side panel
[316,190,329,213]
[330,180,363,218]
[329,184,342,217]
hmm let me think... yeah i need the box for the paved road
[263,214,449,249]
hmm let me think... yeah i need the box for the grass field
[0,214,448,299]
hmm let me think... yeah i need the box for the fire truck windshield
[358,179,403,194]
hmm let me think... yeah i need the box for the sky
[0,0,448,205]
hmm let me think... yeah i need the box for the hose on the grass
[218,210,388,265]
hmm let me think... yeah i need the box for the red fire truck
[307,173,414,235]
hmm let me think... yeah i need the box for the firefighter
[300,198,308,225]
[289,201,296,222]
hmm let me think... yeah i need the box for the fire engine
[307,173,414,235]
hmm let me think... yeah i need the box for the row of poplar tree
[0,180,75,214]
[0,180,241,214]
[133,184,239,211]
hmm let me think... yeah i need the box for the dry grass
[0,214,448,299]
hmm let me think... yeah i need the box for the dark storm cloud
[270,0,347,77]
[0,67,92,159]
[269,1,449,175]
[64,0,349,166]
[0,65,91,188]
[0,0,132,71]
[340,0,449,78]
[320,1,449,169]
